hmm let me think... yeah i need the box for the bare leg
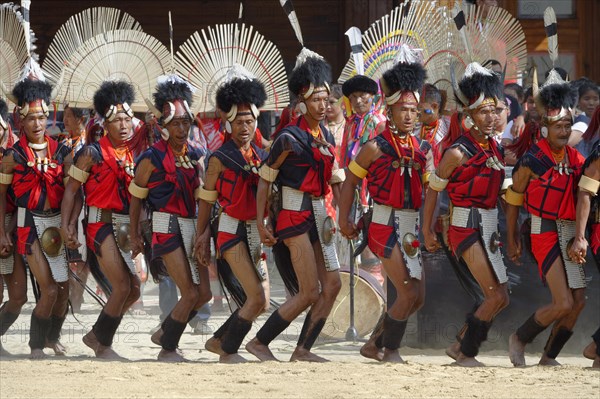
[454,242,509,367]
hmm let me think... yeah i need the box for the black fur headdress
[454,63,503,108]
[288,49,332,97]
[12,79,52,107]
[538,82,577,112]
[342,75,378,97]
[153,79,193,113]
[216,78,267,114]
[380,62,426,98]
[93,80,135,117]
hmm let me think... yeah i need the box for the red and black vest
[8,134,69,211]
[81,136,133,213]
[367,128,426,210]
[518,139,584,220]
[266,116,336,197]
[212,140,267,220]
[446,132,505,209]
[140,139,204,218]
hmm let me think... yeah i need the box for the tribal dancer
[0,77,71,359]
[196,68,269,363]
[61,81,141,359]
[423,63,509,367]
[130,76,212,362]
[246,49,345,362]
[0,98,27,356]
[506,70,586,367]
[339,47,427,363]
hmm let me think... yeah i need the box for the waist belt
[218,212,246,235]
[152,211,194,235]
[88,206,120,224]
[530,215,561,234]
[281,186,319,212]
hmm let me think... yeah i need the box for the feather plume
[543,7,558,66]
[176,23,288,113]
[345,27,364,76]
[43,7,142,87]
[0,3,30,104]
[279,0,303,47]
[55,30,170,111]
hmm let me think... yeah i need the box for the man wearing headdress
[338,49,427,363]
[245,49,345,362]
[423,62,509,367]
[129,76,212,362]
[506,70,586,367]
[61,81,141,359]
[0,98,27,355]
[0,77,71,359]
[196,67,270,363]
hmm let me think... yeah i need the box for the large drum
[321,268,385,339]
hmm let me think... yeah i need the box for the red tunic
[80,136,134,253]
[212,140,267,253]
[445,133,505,255]
[366,129,426,258]
[138,139,205,258]
[267,116,336,240]
[7,135,70,254]
[517,139,585,276]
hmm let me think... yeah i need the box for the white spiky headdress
[176,23,288,114]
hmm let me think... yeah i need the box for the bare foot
[83,331,125,360]
[220,353,248,364]
[454,353,484,367]
[158,349,187,362]
[360,341,383,361]
[593,356,600,369]
[46,340,67,356]
[150,329,163,347]
[245,338,278,361]
[381,349,405,364]
[290,347,329,363]
[205,336,224,355]
[445,341,460,360]
[539,355,561,366]
[29,348,47,360]
[583,341,597,360]
[508,333,526,367]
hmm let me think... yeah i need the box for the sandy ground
[0,281,598,399]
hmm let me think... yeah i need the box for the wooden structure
[27,0,598,82]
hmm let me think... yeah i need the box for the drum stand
[344,240,359,342]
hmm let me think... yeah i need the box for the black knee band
[0,310,20,336]
[382,313,407,351]
[47,315,66,343]
[516,313,547,344]
[221,313,253,354]
[214,310,239,339]
[29,313,51,350]
[160,315,187,351]
[592,327,600,357]
[256,310,291,346]
[297,312,326,351]
[544,327,573,359]
[93,311,123,347]
[459,314,491,358]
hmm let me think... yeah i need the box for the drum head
[321,269,385,339]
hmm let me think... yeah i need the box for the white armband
[128,181,149,199]
[68,165,90,183]
[329,168,345,185]
[0,173,13,185]
[429,172,448,192]
[579,175,600,196]
[258,164,279,183]
[196,186,218,203]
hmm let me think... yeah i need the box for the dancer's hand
[258,222,277,247]
[0,230,12,257]
[339,219,358,240]
[507,236,522,264]
[61,224,81,250]
[568,236,587,264]
[423,229,441,252]
[130,234,145,259]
